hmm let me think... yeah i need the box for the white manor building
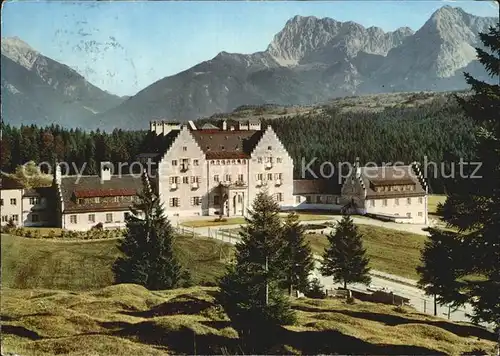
[1,119,429,230]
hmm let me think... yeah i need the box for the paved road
[176,216,490,328]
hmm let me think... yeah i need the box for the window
[77,198,85,204]
[10,198,16,205]
[169,198,180,207]
[213,195,220,206]
[326,196,333,204]
[29,197,40,205]
[237,195,243,203]
[265,157,272,163]
[257,173,263,181]
[0,199,3,206]
[275,193,283,202]
[124,212,130,220]
[214,175,219,182]
[407,198,412,205]
[70,215,77,224]
[257,157,263,164]
[316,196,322,204]
[1,216,8,222]
[336,197,340,204]
[31,214,39,222]
[221,160,225,165]
[268,146,272,150]
[370,200,375,207]
[383,199,388,207]
[275,173,282,180]
[406,212,412,218]
[94,197,100,204]
[216,160,220,165]
[238,174,244,182]
[183,146,187,151]
[418,197,423,204]
[106,213,113,223]
[191,196,201,206]
[418,212,423,217]
[306,196,312,204]
[172,160,178,166]
[267,173,273,181]
[88,214,95,223]
[183,176,189,184]
[225,174,231,182]
[296,196,301,204]
[395,198,399,206]
[277,157,282,163]
[193,159,199,166]
[114,196,120,203]
[12,215,19,222]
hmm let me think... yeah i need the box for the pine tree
[320,215,371,289]
[113,174,186,290]
[419,25,500,326]
[216,191,295,351]
[281,212,315,296]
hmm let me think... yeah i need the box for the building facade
[148,119,295,217]
[340,163,428,224]
[0,177,23,226]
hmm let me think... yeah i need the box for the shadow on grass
[335,310,496,341]
[2,325,43,340]
[278,326,446,355]
[122,294,214,318]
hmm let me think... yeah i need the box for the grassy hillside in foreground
[1,234,233,291]
[1,284,495,356]
[307,225,427,280]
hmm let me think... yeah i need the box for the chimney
[54,163,62,185]
[100,161,113,182]
[222,120,227,130]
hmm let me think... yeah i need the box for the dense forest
[0,95,475,193]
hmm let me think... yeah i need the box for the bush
[91,222,104,230]
[47,230,56,239]
[214,217,227,223]
[304,278,326,299]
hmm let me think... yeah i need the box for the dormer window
[183,146,187,151]
[221,145,225,150]
[94,197,100,203]
[77,198,84,204]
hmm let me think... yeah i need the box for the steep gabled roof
[190,129,265,159]
[360,165,426,198]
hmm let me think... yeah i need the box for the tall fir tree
[216,191,295,351]
[113,174,186,290]
[320,215,371,289]
[418,25,500,327]
[281,212,315,296]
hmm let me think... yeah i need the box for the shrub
[47,230,56,239]
[304,278,326,299]
[25,230,33,238]
[92,222,104,230]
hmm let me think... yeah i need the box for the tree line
[1,99,476,194]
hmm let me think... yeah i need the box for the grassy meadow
[1,285,495,356]
[307,225,427,280]
[1,233,232,291]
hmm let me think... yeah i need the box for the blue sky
[2,1,498,97]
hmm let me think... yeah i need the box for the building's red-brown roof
[191,129,265,159]
[74,188,137,198]
[0,176,24,190]
[60,175,144,213]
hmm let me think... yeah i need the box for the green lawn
[1,233,232,291]
[428,194,447,215]
[181,213,334,228]
[307,225,428,280]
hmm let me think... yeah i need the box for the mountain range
[1,6,498,130]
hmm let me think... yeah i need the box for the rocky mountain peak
[1,36,40,70]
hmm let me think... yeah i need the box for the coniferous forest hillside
[0,96,475,193]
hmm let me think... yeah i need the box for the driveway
[176,217,491,328]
